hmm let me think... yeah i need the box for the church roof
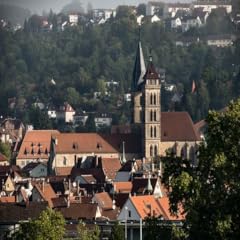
[132,41,146,91]
[161,112,201,141]
[143,58,159,80]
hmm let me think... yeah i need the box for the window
[63,157,67,166]
[154,145,158,156]
[150,146,153,157]
[154,127,157,137]
[154,111,157,121]
[150,110,153,121]
[154,94,156,105]
[150,94,153,105]
[128,210,131,218]
[150,127,153,138]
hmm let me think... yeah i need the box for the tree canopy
[12,208,65,240]
[162,98,240,239]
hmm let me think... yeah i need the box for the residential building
[167,3,191,18]
[16,130,60,167]
[181,16,202,32]
[22,162,48,178]
[206,34,234,47]
[193,0,232,14]
[57,102,75,123]
[68,13,79,25]
[146,1,166,16]
[94,113,112,129]
[170,17,182,29]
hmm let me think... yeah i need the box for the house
[146,1,166,17]
[151,14,161,23]
[170,17,182,29]
[22,162,48,178]
[192,7,210,25]
[137,15,144,25]
[94,113,112,129]
[0,165,22,183]
[167,3,191,18]
[57,102,75,123]
[0,202,48,238]
[206,34,234,47]
[16,130,60,167]
[0,153,8,166]
[181,16,202,32]
[93,9,116,22]
[73,111,88,126]
[0,175,15,196]
[31,181,57,207]
[47,105,57,119]
[117,195,184,221]
[50,133,141,171]
[93,192,114,211]
[193,0,232,14]
[0,118,25,144]
[68,13,79,25]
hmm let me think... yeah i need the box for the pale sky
[0,0,186,14]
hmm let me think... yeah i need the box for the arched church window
[150,145,153,157]
[154,94,156,105]
[150,110,153,121]
[154,145,158,156]
[150,94,153,105]
[150,126,153,137]
[154,127,157,137]
[154,111,157,121]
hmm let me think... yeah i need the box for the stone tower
[132,43,161,159]
[142,56,161,158]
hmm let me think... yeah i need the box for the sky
[0,0,185,14]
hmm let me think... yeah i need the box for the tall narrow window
[154,94,156,105]
[150,94,153,105]
[150,146,153,157]
[150,126,153,137]
[154,127,157,137]
[154,145,158,156]
[154,111,157,121]
[150,110,153,121]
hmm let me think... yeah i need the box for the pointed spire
[146,172,153,194]
[132,39,146,91]
[121,141,127,164]
[144,54,159,80]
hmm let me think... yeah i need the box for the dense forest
[0,6,240,127]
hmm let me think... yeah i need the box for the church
[16,42,201,169]
[129,40,200,160]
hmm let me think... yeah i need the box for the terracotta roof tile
[113,182,132,193]
[0,202,48,223]
[34,182,57,207]
[161,112,201,141]
[100,158,121,181]
[53,133,141,154]
[0,196,15,203]
[94,192,113,210]
[58,203,98,220]
[17,130,60,160]
[130,195,164,219]
[55,167,73,176]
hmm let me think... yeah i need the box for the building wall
[30,164,48,178]
[117,198,140,221]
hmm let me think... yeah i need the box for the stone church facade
[132,41,200,160]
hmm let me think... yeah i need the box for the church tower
[132,42,161,159]
[142,56,161,159]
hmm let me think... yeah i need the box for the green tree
[77,220,100,240]
[162,99,240,240]
[110,221,124,240]
[13,208,65,240]
[0,142,11,160]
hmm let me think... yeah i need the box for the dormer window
[97,143,102,150]
[73,142,78,149]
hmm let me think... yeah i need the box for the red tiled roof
[0,196,15,203]
[94,192,113,210]
[17,130,60,160]
[100,158,121,180]
[34,182,57,207]
[113,182,132,193]
[55,167,73,176]
[53,133,141,154]
[161,112,201,141]
[58,203,98,220]
[130,195,164,219]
